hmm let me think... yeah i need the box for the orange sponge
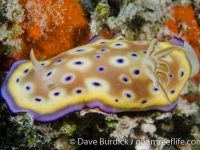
[165,6,200,59]
[17,0,90,60]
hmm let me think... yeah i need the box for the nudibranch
[1,33,199,122]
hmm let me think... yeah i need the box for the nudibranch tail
[169,37,199,77]
[183,42,199,77]
[143,38,191,104]
[30,49,44,74]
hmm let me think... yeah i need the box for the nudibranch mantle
[1,34,199,122]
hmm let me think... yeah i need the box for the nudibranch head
[1,34,197,122]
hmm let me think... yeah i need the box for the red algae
[190,69,200,84]
[165,6,200,59]
[181,94,199,103]
[100,31,115,38]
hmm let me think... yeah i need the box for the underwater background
[0,0,200,149]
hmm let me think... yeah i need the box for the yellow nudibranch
[1,34,199,122]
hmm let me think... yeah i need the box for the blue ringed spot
[126,93,132,98]
[131,53,138,57]
[54,92,60,96]
[180,71,184,77]
[133,69,140,75]
[100,42,106,44]
[24,69,29,74]
[76,49,84,52]
[26,86,31,90]
[41,63,45,66]
[74,61,83,65]
[116,58,124,64]
[98,67,105,72]
[170,90,175,94]
[46,71,52,77]
[115,99,119,102]
[115,43,122,46]
[35,98,41,102]
[153,87,158,91]
[141,100,147,104]
[65,75,72,82]
[56,59,62,63]
[92,82,101,86]
[76,89,82,94]
[99,49,106,52]
[95,55,101,59]
[122,77,128,82]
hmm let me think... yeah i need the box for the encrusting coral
[90,0,167,40]
[0,0,24,70]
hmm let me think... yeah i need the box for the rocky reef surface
[0,0,200,149]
